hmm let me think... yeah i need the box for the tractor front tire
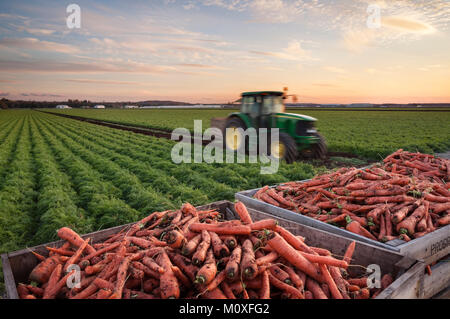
[224,117,247,153]
[312,133,328,159]
[270,132,298,164]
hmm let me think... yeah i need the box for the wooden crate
[236,187,450,265]
[1,200,435,299]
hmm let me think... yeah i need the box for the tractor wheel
[301,133,327,159]
[224,117,247,153]
[270,132,298,164]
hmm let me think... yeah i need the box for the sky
[0,0,449,104]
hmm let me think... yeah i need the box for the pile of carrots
[17,202,391,299]
[254,150,450,243]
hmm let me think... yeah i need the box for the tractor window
[241,96,254,113]
[263,96,284,114]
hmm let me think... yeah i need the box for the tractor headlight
[296,121,315,136]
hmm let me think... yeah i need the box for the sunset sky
[0,0,449,103]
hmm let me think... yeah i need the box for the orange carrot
[202,287,227,299]
[165,230,186,249]
[195,249,217,285]
[57,227,96,255]
[300,253,348,269]
[209,231,230,258]
[255,251,278,266]
[249,219,278,231]
[320,264,343,299]
[267,232,323,283]
[63,237,90,272]
[29,255,61,284]
[241,239,258,280]
[306,278,327,299]
[221,282,236,299]
[220,235,237,250]
[81,242,121,262]
[396,205,426,235]
[181,234,202,256]
[172,266,191,288]
[46,247,75,256]
[43,264,62,299]
[347,277,368,288]
[234,201,253,224]
[167,251,198,282]
[204,270,226,293]
[343,241,356,265]
[225,246,242,281]
[284,266,303,290]
[437,215,450,226]
[260,270,271,299]
[269,273,304,299]
[109,257,131,299]
[30,250,46,262]
[346,220,377,241]
[189,222,252,235]
[329,266,350,299]
[157,249,180,299]
[192,230,211,266]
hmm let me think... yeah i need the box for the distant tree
[0,99,7,109]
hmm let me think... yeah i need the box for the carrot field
[0,110,319,288]
[46,108,450,159]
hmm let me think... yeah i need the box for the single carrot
[26,285,44,298]
[29,255,61,284]
[396,204,426,235]
[220,235,237,250]
[284,266,303,290]
[241,239,258,280]
[385,208,393,236]
[192,230,211,266]
[392,206,410,224]
[165,230,186,249]
[300,252,348,269]
[64,237,90,272]
[181,234,202,256]
[30,250,46,262]
[189,223,252,235]
[221,282,236,299]
[354,288,370,299]
[304,291,314,299]
[320,264,343,299]
[81,242,121,262]
[255,251,278,266]
[437,215,450,226]
[269,274,304,299]
[225,246,242,281]
[260,270,271,299]
[267,232,323,283]
[249,219,278,231]
[46,247,75,256]
[43,264,62,299]
[172,266,191,288]
[378,212,386,241]
[269,265,291,284]
[57,227,96,255]
[167,251,198,282]
[234,201,253,224]
[343,241,356,265]
[195,249,217,285]
[381,273,394,289]
[259,192,281,207]
[346,221,377,241]
[204,270,226,293]
[47,269,77,299]
[142,257,165,274]
[329,266,350,299]
[156,249,180,299]
[96,288,112,299]
[305,278,327,299]
[209,231,230,258]
[347,277,368,288]
[109,257,131,299]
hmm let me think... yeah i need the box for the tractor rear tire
[224,117,247,153]
[270,132,298,164]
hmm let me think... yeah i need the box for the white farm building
[56,105,71,109]
[94,105,106,109]
[124,105,139,109]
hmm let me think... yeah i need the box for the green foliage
[47,108,450,160]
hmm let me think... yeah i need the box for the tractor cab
[212,89,327,163]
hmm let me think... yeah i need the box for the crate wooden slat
[1,200,434,299]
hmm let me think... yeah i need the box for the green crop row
[45,108,450,159]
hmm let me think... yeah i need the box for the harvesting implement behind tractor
[211,89,327,163]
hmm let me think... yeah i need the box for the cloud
[0,91,9,97]
[0,38,80,54]
[382,16,435,34]
[64,79,140,85]
[24,28,56,36]
[20,93,64,97]
[250,40,315,61]
[0,59,173,74]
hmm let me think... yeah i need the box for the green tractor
[212,90,327,163]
